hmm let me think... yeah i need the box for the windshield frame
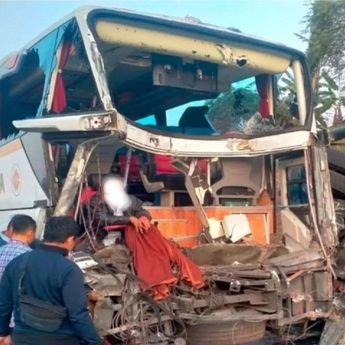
[85,9,313,139]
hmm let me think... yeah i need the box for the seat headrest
[87,174,104,190]
[178,106,210,128]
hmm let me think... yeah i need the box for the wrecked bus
[0,6,340,345]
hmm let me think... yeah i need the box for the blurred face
[103,177,131,212]
[103,178,125,199]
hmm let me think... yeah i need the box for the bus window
[275,68,300,128]
[44,24,101,115]
[0,19,100,139]
[286,165,308,206]
[98,47,306,137]
[0,48,45,139]
[136,115,156,126]
[0,22,79,139]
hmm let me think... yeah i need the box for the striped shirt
[0,240,31,279]
[0,240,31,328]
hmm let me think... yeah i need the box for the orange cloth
[125,224,204,300]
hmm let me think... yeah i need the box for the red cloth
[52,40,73,113]
[255,74,270,118]
[154,155,178,175]
[224,130,241,135]
[80,187,97,205]
[118,154,141,182]
[125,224,204,300]
[155,155,208,175]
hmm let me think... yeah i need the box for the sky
[0,0,308,59]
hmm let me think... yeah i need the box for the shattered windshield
[206,70,301,135]
[91,16,309,137]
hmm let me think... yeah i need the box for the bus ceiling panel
[94,20,291,75]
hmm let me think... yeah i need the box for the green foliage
[275,101,293,128]
[279,69,296,95]
[274,70,302,127]
[315,71,345,125]
[303,0,345,77]
[299,0,345,126]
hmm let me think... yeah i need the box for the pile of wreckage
[72,240,332,345]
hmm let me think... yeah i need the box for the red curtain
[52,40,72,113]
[255,74,270,118]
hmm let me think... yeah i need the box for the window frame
[278,157,309,208]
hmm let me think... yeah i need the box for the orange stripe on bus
[0,140,22,158]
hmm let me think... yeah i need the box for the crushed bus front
[0,7,341,345]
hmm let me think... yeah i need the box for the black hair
[8,215,36,234]
[43,216,79,243]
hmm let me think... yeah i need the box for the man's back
[17,245,75,317]
[0,244,102,345]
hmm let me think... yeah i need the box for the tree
[316,71,345,126]
[298,0,345,127]
[275,70,300,127]
[299,0,345,93]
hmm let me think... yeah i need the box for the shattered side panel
[54,140,99,216]
[14,111,115,132]
[76,12,113,112]
[312,145,338,248]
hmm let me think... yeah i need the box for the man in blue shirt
[0,214,36,338]
[0,219,14,248]
[0,233,9,248]
[0,216,104,345]
[0,215,36,279]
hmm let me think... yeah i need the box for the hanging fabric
[51,39,73,113]
[255,74,271,118]
[125,224,204,300]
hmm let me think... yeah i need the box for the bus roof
[0,6,306,78]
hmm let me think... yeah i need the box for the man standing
[0,215,36,278]
[0,216,104,345]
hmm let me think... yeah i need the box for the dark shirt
[89,194,151,228]
[29,239,41,250]
[0,244,102,345]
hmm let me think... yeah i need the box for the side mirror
[328,124,345,143]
